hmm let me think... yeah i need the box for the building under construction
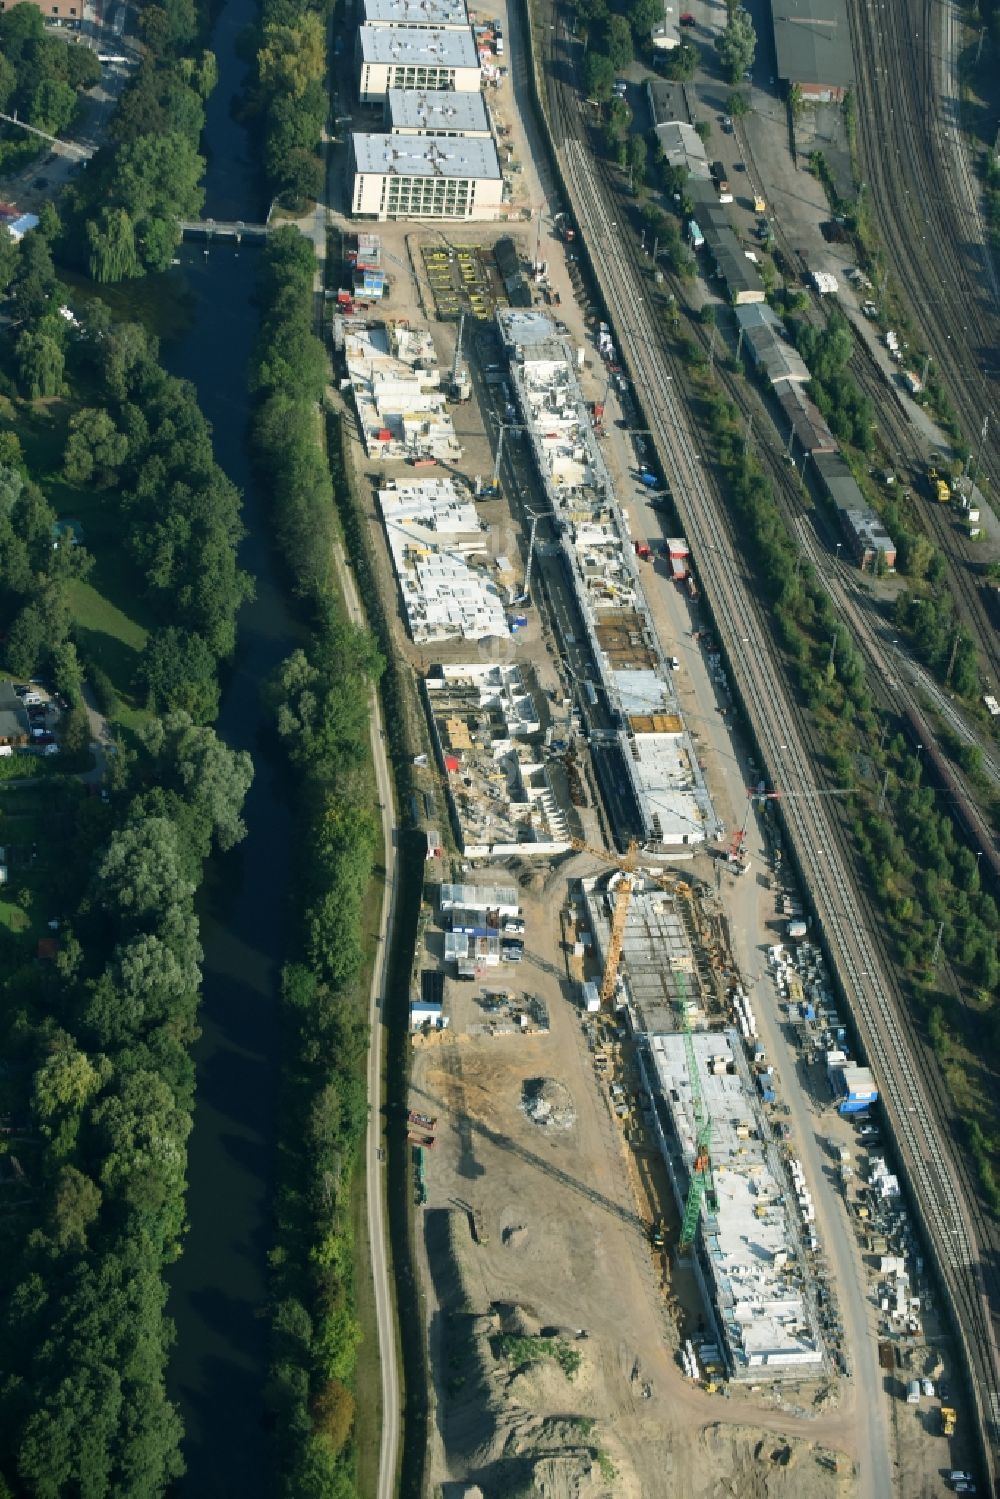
[581,880,825,1381]
[641,1029,826,1381]
[497,308,719,853]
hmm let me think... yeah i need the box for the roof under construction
[644,1030,826,1380]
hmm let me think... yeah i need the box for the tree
[606,14,634,68]
[15,329,65,399]
[311,1379,355,1455]
[47,1165,103,1250]
[670,43,700,79]
[583,49,615,100]
[148,713,254,853]
[628,0,662,34]
[716,10,756,82]
[63,407,129,487]
[136,627,221,722]
[277,148,324,204]
[258,14,326,98]
[93,817,193,930]
[58,700,92,759]
[86,207,142,284]
[30,77,76,135]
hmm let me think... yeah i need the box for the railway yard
[325,0,1000,1490]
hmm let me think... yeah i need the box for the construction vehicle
[941,1407,957,1437]
[927,464,951,504]
[568,837,690,1006]
[728,786,851,872]
[650,1219,666,1248]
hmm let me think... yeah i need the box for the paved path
[331,537,401,1499]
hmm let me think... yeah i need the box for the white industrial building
[342,321,461,462]
[440,882,521,917]
[386,86,491,135]
[356,25,482,101]
[642,1030,825,1380]
[362,0,470,26]
[378,479,510,643]
[349,133,502,220]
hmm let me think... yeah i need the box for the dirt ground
[410,875,860,1498]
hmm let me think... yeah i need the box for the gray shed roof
[772,0,855,88]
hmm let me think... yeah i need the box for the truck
[634,539,652,560]
[638,470,660,489]
[940,1407,957,1436]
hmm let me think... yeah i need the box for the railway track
[847,0,1000,491]
[537,9,1000,1489]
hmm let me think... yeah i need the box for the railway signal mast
[728,786,852,872]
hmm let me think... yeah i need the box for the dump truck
[941,1407,957,1437]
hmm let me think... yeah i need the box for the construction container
[906,1380,921,1404]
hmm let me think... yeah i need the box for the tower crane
[675,966,716,1250]
[569,837,690,1006]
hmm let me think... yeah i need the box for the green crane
[675,969,715,1250]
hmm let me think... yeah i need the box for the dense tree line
[0,6,100,168]
[244,0,328,205]
[252,227,382,1496]
[49,0,217,281]
[0,715,251,1494]
[0,221,251,713]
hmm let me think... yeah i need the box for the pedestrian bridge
[178,218,271,242]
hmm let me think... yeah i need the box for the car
[33,732,56,746]
[668,656,680,670]
[742,69,752,80]
[721,115,733,132]
[679,10,696,21]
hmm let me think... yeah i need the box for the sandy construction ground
[410,877,860,1498]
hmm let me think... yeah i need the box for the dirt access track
[410,878,860,1497]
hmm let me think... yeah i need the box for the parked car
[679,10,696,22]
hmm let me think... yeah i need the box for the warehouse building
[651,0,680,50]
[641,1030,826,1380]
[362,0,470,26]
[356,25,482,101]
[812,452,896,570]
[349,133,502,219]
[655,120,712,181]
[385,87,491,135]
[646,78,692,130]
[777,382,836,455]
[772,0,855,103]
[734,303,810,386]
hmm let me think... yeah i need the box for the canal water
[161,3,297,1492]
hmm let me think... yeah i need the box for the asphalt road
[333,538,401,1499]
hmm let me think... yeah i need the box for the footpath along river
[161,0,298,1491]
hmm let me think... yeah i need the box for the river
[161,2,296,1491]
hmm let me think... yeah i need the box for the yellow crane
[570,837,690,1006]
